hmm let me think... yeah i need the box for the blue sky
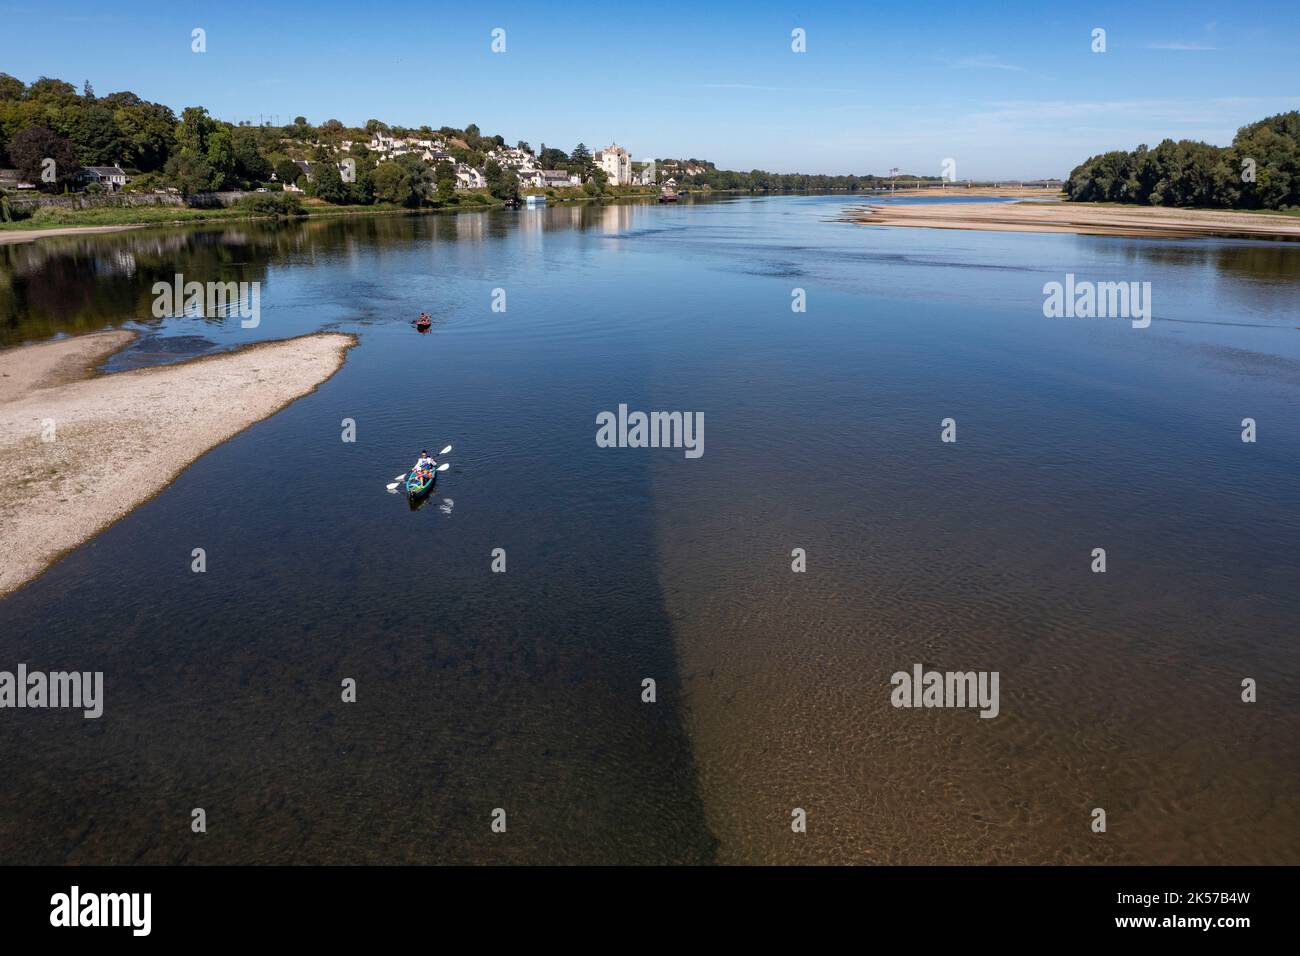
[8,0,1299,177]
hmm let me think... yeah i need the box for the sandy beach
[0,329,356,596]
[849,200,1300,241]
[0,224,149,245]
[877,186,1062,199]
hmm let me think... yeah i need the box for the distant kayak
[415,316,431,331]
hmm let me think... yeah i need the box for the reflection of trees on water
[2,201,665,345]
[0,227,276,345]
[1112,241,1300,320]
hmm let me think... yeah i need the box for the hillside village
[0,73,942,218]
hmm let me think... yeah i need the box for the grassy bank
[0,192,507,232]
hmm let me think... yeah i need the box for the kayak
[405,468,435,500]
[416,318,431,331]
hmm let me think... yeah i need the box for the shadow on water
[0,207,718,863]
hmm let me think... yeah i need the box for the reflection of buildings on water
[599,203,634,237]
[455,212,486,243]
[104,249,137,277]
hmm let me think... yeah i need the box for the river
[1,194,1297,863]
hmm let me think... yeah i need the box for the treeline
[1065,111,1300,210]
[677,165,943,192]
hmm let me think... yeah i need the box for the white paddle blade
[437,462,450,471]
[386,482,401,491]
[439,445,452,455]
[393,473,407,481]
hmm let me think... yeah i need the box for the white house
[594,144,632,186]
[541,169,578,188]
[455,164,487,190]
[79,165,129,191]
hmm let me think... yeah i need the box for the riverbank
[0,223,151,245]
[0,194,512,237]
[848,199,1300,240]
[0,330,356,596]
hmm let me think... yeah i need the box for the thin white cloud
[696,83,861,94]
[1147,41,1217,50]
[951,55,1028,72]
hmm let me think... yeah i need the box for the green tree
[274,158,302,188]
[232,126,270,184]
[204,126,236,189]
[67,103,126,166]
[372,161,415,205]
[434,160,457,203]
[538,146,568,169]
[110,98,176,171]
[484,159,517,200]
[0,73,24,101]
[311,161,347,203]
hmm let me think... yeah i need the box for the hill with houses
[0,72,945,216]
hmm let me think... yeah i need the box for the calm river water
[1,195,1297,863]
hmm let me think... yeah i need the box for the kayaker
[413,449,436,473]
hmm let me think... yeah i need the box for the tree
[274,158,302,188]
[9,126,79,191]
[27,77,78,102]
[67,103,126,166]
[310,160,347,203]
[538,146,568,169]
[372,161,415,205]
[232,126,271,184]
[484,159,517,200]
[1065,111,1300,211]
[164,152,216,196]
[111,98,176,171]
[570,142,591,168]
[204,125,236,189]
[0,73,24,101]
[434,160,457,202]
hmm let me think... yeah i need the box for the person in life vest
[413,449,436,476]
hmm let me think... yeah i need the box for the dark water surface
[1,196,1297,863]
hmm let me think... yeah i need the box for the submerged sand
[850,200,1300,241]
[0,330,356,596]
